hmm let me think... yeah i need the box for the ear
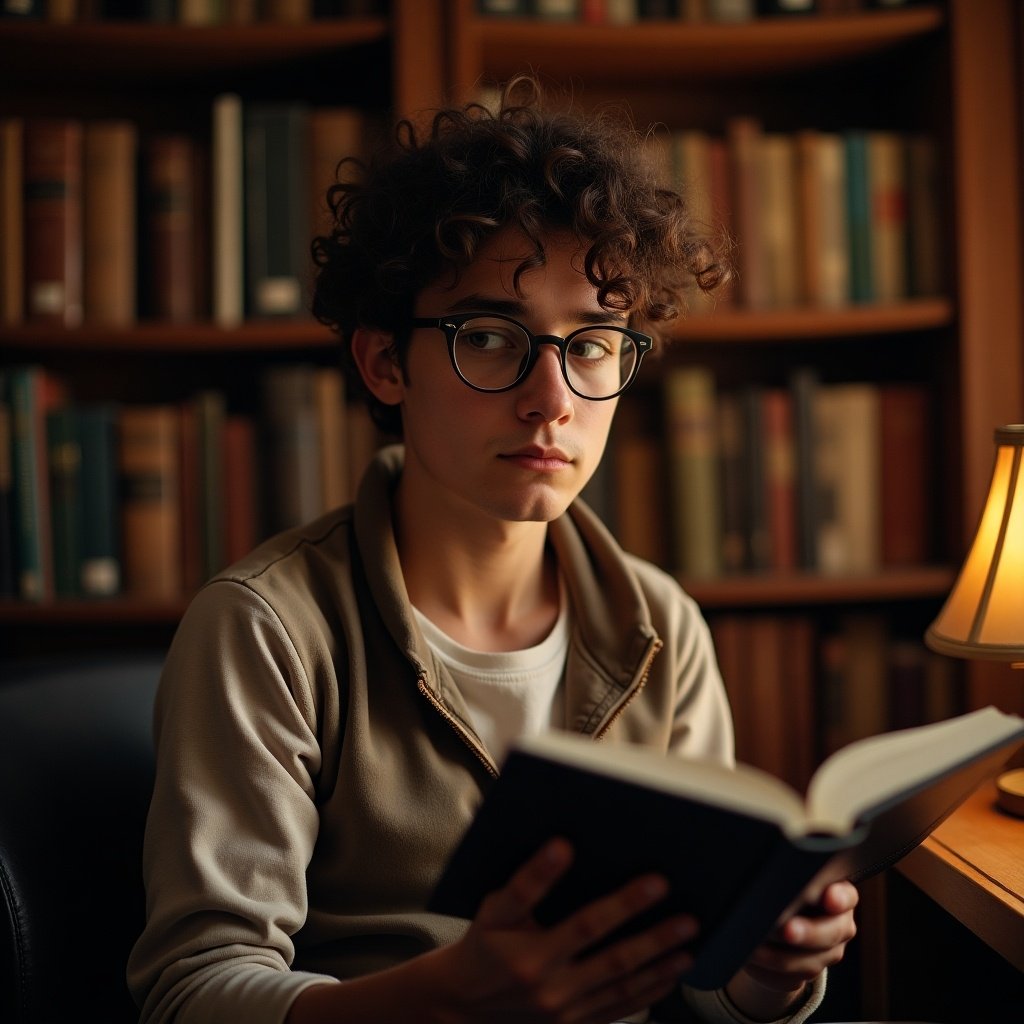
[351,327,405,406]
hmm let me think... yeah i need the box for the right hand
[433,837,699,1023]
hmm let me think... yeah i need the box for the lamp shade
[926,425,1024,664]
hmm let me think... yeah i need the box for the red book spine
[23,119,83,327]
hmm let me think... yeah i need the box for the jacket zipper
[417,675,499,778]
[594,636,664,739]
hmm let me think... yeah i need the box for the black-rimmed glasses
[410,312,652,401]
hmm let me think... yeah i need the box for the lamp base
[995,767,1024,817]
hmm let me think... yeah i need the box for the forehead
[421,227,598,308]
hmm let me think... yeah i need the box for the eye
[567,330,620,362]
[457,320,526,353]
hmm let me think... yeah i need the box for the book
[212,94,244,328]
[0,372,13,596]
[77,403,121,598]
[244,102,310,318]
[46,405,82,598]
[796,130,849,308]
[757,133,800,308]
[727,117,768,310]
[843,130,873,304]
[223,413,259,566]
[812,382,880,574]
[866,131,908,304]
[760,388,797,571]
[23,119,83,327]
[9,365,66,602]
[82,120,137,326]
[261,364,323,533]
[906,133,943,298]
[145,134,197,323]
[0,118,23,325]
[879,383,930,567]
[428,706,1024,991]
[664,366,721,578]
[118,405,182,599]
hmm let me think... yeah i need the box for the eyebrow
[445,293,629,326]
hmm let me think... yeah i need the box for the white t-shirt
[412,585,569,764]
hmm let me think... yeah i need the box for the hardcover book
[429,707,1024,991]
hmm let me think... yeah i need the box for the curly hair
[311,75,729,435]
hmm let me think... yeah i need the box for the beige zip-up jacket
[128,445,822,1024]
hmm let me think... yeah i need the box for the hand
[725,881,859,1020]
[435,837,699,1023]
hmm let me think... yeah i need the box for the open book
[428,706,1024,990]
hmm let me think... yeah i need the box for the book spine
[789,367,820,571]
[212,94,244,328]
[906,133,944,298]
[196,389,226,580]
[757,133,800,308]
[612,429,668,567]
[46,405,82,598]
[716,393,748,573]
[23,119,83,327]
[83,120,138,326]
[0,118,24,324]
[223,413,259,566]
[314,366,350,512]
[867,130,908,304]
[0,372,14,597]
[727,117,768,309]
[879,383,930,567]
[844,130,873,304]
[760,388,797,571]
[665,366,722,578]
[77,403,121,597]
[244,102,311,317]
[9,366,64,601]
[145,134,197,323]
[261,364,324,533]
[119,405,183,599]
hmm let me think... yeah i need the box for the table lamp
[925,424,1024,817]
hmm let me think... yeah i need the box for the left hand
[725,880,859,1018]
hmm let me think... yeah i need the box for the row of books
[478,0,915,24]
[1,0,382,21]
[644,122,942,311]
[709,610,962,790]
[601,367,931,579]
[0,102,371,328]
[0,363,384,603]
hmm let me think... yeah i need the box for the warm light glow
[926,425,1024,661]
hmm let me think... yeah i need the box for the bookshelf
[2,2,1022,714]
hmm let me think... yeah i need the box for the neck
[393,480,561,652]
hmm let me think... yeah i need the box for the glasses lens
[565,328,638,399]
[452,318,532,391]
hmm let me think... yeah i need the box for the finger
[567,950,694,1024]
[780,908,857,951]
[567,912,698,996]
[821,880,859,914]
[474,838,574,928]
[549,873,673,959]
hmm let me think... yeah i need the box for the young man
[128,79,856,1024]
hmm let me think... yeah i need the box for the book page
[806,706,1024,828]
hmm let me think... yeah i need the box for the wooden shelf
[682,566,956,609]
[0,299,951,353]
[0,567,955,625]
[0,20,390,82]
[471,6,944,85]
[0,320,336,353]
[672,298,953,343]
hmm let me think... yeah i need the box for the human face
[396,228,624,528]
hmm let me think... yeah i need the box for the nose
[514,342,574,424]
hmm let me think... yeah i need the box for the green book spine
[78,403,121,597]
[46,405,81,598]
[844,131,873,304]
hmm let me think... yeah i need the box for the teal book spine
[844,131,873,304]
[46,405,82,599]
[78,403,121,598]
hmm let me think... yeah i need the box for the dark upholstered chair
[0,654,163,1024]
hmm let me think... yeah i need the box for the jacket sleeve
[127,580,338,1024]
